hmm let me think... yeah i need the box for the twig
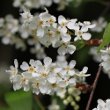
[85,66,102,110]
[34,95,45,110]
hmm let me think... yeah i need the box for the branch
[85,66,102,110]
[34,95,45,110]
[85,39,102,46]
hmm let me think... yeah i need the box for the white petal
[74,36,81,41]
[69,60,76,68]
[20,62,29,70]
[39,84,48,94]
[22,72,32,78]
[29,59,35,66]
[47,74,57,84]
[61,27,67,33]
[44,57,52,66]
[81,26,88,32]
[61,34,71,42]
[37,28,44,38]
[68,70,75,76]
[2,37,10,45]
[58,81,66,87]
[82,66,88,73]
[67,45,76,54]
[82,33,91,40]
[68,78,76,85]
[23,85,30,91]
[35,60,42,67]
[58,46,66,55]
[32,73,39,77]
[97,99,105,106]
[58,15,67,24]
[14,59,18,68]
[54,67,62,73]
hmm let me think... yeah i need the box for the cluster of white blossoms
[0,9,95,57]
[20,9,95,55]
[6,55,89,95]
[91,17,107,33]
[90,46,110,78]
[0,15,26,50]
[13,0,72,10]
[92,99,110,110]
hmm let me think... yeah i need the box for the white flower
[76,66,90,77]
[91,17,107,32]
[6,59,18,82]
[74,28,92,41]
[58,15,68,33]
[73,21,95,41]
[48,100,60,110]
[12,75,30,91]
[0,15,19,45]
[93,99,110,110]
[89,47,102,62]
[21,11,33,24]
[20,59,39,77]
[67,19,79,30]
[58,60,76,76]
[58,43,76,55]
[80,21,96,32]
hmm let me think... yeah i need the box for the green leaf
[5,90,32,110]
[0,107,9,110]
[98,23,110,50]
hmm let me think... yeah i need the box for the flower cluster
[20,9,95,55]
[6,56,89,95]
[0,15,26,50]
[92,99,110,110]
[13,0,72,10]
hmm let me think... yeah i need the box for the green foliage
[98,23,110,50]
[5,90,32,110]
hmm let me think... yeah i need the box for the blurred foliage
[98,23,110,50]
[5,90,32,110]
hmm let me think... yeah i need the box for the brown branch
[85,66,102,110]
[85,39,102,46]
[34,95,45,110]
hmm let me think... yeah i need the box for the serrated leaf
[5,91,32,110]
[98,23,110,50]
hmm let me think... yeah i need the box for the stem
[34,95,45,110]
[86,39,102,46]
[85,66,102,110]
